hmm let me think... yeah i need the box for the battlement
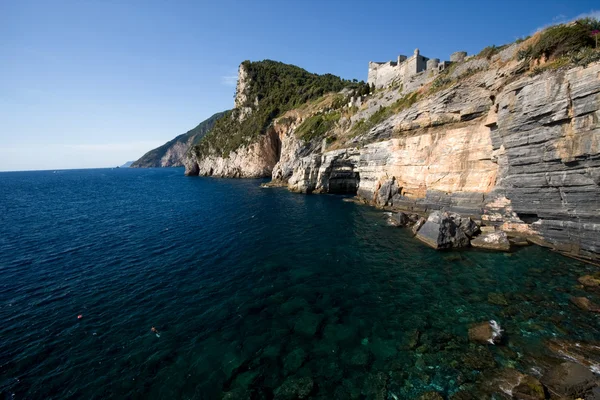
[368,48,467,89]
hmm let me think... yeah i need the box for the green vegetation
[351,92,419,137]
[194,60,357,158]
[518,18,600,62]
[295,112,341,141]
[131,111,227,168]
[476,44,507,60]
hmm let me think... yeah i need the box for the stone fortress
[368,48,468,89]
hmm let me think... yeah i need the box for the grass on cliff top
[194,60,362,158]
[518,18,600,65]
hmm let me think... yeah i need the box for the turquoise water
[0,168,598,399]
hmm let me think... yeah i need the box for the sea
[0,168,598,399]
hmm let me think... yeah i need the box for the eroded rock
[416,211,470,249]
[541,362,598,399]
[471,231,511,251]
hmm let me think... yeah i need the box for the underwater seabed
[0,170,598,399]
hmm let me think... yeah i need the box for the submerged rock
[579,274,600,290]
[415,211,470,249]
[569,296,600,313]
[418,391,444,400]
[546,339,600,373]
[541,362,598,399]
[487,292,509,306]
[274,376,314,400]
[471,231,511,251]
[361,372,388,400]
[468,320,503,345]
[283,348,307,376]
[512,375,546,400]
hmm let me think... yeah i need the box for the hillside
[184,60,368,176]
[184,19,600,263]
[131,111,226,168]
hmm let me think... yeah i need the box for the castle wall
[368,61,399,88]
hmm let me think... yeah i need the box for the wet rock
[546,339,600,371]
[283,348,307,376]
[570,296,600,312]
[412,217,426,235]
[509,236,530,246]
[274,376,314,400]
[487,292,509,306]
[579,274,600,290]
[391,212,410,226]
[512,375,546,400]
[416,211,471,249]
[468,320,503,345]
[541,362,598,399]
[361,372,388,400]
[418,391,444,400]
[471,231,511,251]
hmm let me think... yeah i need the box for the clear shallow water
[0,168,598,399]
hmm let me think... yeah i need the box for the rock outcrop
[185,127,281,178]
[415,211,471,249]
[185,42,600,261]
[471,231,511,251]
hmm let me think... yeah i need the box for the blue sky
[1,0,599,171]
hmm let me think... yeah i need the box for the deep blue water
[0,168,599,399]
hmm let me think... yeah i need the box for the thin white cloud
[221,75,238,87]
[534,10,600,33]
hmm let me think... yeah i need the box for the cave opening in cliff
[328,171,360,195]
[517,213,540,224]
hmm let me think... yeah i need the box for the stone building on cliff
[368,49,467,89]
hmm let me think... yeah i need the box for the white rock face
[185,129,280,178]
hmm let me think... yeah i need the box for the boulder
[569,296,600,312]
[390,212,409,226]
[447,212,480,237]
[415,211,470,249]
[579,275,600,290]
[376,178,399,206]
[470,231,511,251]
[468,320,503,345]
[412,217,426,236]
[541,362,598,399]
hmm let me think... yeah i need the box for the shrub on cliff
[518,18,599,62]
[295,112,341,142]
[194,60,356,158]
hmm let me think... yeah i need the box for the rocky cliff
[185,25,600,262]
[131,111,226,168]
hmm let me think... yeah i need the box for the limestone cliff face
[270,59,600,261]
[185,51,600,260]
[184,127,280,178]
